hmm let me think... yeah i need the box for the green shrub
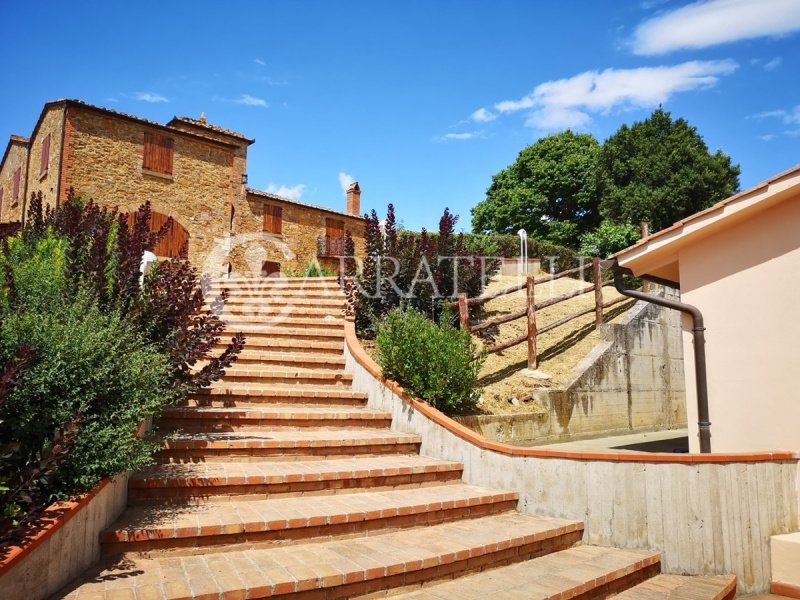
[375,306,484,414]
[0,292,173,496]
[579,220,641,258]
[303,261,336,277]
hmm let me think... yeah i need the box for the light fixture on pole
[517,229,527,276]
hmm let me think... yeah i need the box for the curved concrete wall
[343,321,799,594]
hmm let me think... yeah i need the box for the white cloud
[470,108,496,123]
[135,92,168,103]
[785,129,800,137]
[633,0,800,55]
[338,172,355,193]
[235,94,268,107]
[254,58,266,66]
[492,60,738,131]
[759,134,777,141]
[435,131,487,142]
[266,183,305,200]
[750,105,800,125]
[764,56,783,70]
[443,132,477,140]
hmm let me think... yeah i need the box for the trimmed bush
[0,193,243,541]
[375,306,484,414]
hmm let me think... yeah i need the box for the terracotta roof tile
[169,116,254,143]
[246,187,361,220]
[40,100,239,149]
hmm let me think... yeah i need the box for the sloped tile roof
[168,116,254,144]
[247,187,361,220]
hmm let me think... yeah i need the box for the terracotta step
[209,288,344,300]
[155,428,422,461]
[390,545,662,600]
[225,327,345,341]
[211,304,343,317]
[209,294,344,307]
[61,512,583,599]
[128,455,465,503]
[210,276,340,285]
[101,483,519,555]
[613,574,737,600]
[214,338,344,355]
[217,315,344,329]
[213,351,345,369]
[209,367,352,387]
[159,404,392,431]
[188,385,367,407]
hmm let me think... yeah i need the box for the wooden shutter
[143,132,174,175]
[326,218,344,238]
[12,168,20,203]
[263,204,282,234]
[324,218,345,256]
[126,211,189,259]
[40,134,51,176]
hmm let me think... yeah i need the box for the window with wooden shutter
[263,204,282,234]
[142,132,174,175]
[12,168,20,204]
[40,134,51,177]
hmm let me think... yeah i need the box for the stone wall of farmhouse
[61,107,236,267]
[26,105,65,212]
[231,192,366,276]
[0,141,28,223]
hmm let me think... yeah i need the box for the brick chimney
[346,181,361,216]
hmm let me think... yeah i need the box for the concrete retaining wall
[344,323,800,594]
[457,290,687,444]
[0,474,129,599]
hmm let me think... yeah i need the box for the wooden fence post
[458,293,469,331]
[593,256,603,329]
[526,275,538,369]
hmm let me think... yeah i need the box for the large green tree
[471,131,601,248]
[597,108,740,231]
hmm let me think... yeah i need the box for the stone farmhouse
[0,99,365,275]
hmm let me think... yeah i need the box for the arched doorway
[126,211,190,259]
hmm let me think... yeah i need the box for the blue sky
[1,0,798,231]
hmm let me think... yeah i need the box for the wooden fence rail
[458,257,628,369]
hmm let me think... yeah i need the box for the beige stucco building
[614,164,800,454]
[0,99,365,275]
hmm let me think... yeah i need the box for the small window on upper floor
[263,204,282,235]
[40,134,51,177]
[12,168,21,205]
[142,132,174,175]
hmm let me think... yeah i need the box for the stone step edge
[613,574,737,600]
[389,546,663,600]
[159,433,422,450]
[161,407,390,420]
[128,459,464,491]
[61,515,585,600]
[194,387,366,398]
[100,487,520,547]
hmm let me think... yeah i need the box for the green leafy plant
[375,306,484,414]
[0,193,243,543]
[579,221,641,258]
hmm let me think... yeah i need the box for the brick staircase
[59,277,736,599]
